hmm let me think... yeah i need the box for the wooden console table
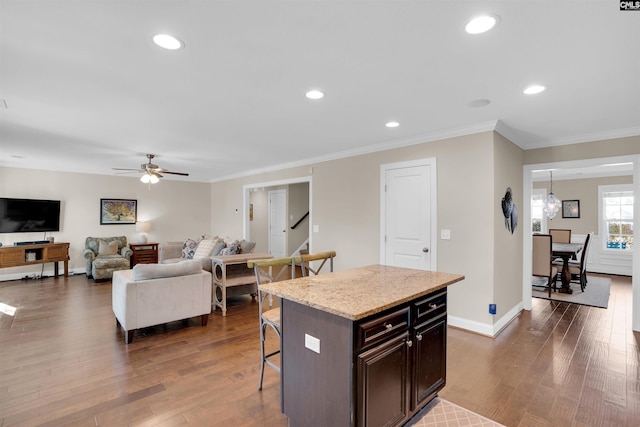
[0,242,70,277]
[211,253,273,316]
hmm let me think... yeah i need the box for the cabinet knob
[416,334,423,341]
[428,303,437,309]
[384,323,393,331]
[422,247,429,253]
[406,340,413,348]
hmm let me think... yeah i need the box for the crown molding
[211,120,500,183]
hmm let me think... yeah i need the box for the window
[600,185,634,250]
[531,188,546,233]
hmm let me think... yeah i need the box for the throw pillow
[182,238,199,259]
[211,240,226,256]
[98,240,118,256]
[193,239,218,259]
[238,240,256,254]
[220,240,240,256]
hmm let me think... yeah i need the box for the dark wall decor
[501,187,518,234]
[100,199,137,224]
[562,200,580,218]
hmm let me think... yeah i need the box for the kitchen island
[259,264,464,427]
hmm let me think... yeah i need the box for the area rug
[409,397,505,427]
[532,275,611,308]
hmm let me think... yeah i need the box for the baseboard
[449,302,523,338]
[0,268,83,282]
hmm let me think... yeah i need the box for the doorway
[522,154,640,331]
[243,176,312,256]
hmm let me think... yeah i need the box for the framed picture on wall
[100,199,137,224]
[562,200,580,218]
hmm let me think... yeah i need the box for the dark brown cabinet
[282,287,447,427]
[356,289,447,427]
[357,331,411,427]
[130,243,158,267]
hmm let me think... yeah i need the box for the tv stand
[0,242,70,277]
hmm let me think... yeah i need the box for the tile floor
[410,398,505,427]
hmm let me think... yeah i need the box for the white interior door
[381,159,436,270]
[269,189,287,257]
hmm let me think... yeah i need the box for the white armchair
[112,260,212,343]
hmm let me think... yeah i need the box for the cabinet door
[413,316,446,408]
[357,331,410,427]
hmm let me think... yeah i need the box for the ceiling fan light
[140,174,151,184]
[149,174,160,184]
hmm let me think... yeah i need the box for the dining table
[552,242,583,294]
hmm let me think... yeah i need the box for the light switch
[441,229,451,240]
[313,225,319,233]
[305,333,320,354]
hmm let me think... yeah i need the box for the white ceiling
[1,1,639,183]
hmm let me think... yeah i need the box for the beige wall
[0,167,211,278]
[493,133,525,323]
[534,176,633,234]
[524,135,640,164]
[210,131,512,327]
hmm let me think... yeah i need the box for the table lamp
[135,221,151,244]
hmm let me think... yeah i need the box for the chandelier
[543,170,560,219]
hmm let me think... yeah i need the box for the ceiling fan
[113,154,189,184]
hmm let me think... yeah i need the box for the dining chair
[549,228,572,264]
[568,233,592,291]
[549,229,572,243]
[247,256,296,391]
[295,250,337,276]
[532,234,559,297]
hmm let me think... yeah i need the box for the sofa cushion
[182,238,200,259]
[132,259,202,281]
[99,240,119,255]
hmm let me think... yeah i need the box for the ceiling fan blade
[112,167,144,172]
[162,171,190,176]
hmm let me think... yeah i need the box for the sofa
[112,260,212,343]
[159,236,257,272]
[83,236,133,281]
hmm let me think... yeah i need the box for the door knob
[422,247,429,253]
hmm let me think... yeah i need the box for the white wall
[0,167,211,280]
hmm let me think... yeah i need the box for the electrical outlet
[305,333,320,354]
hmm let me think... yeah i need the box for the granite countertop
[259,264,464,320]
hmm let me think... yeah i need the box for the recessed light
[153,34,184,50]
[468,99,491,108]
[465,15,499,34]
[523,85,546,95]
[305,90,325,100]
[385,121,400,128]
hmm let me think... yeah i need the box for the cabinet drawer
[357,306,410,351]
[414,289,447,324]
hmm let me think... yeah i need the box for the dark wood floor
[0,273,637,426]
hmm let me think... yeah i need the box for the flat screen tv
[0,198,61,233]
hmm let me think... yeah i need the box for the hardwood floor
[0,273,637,426]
